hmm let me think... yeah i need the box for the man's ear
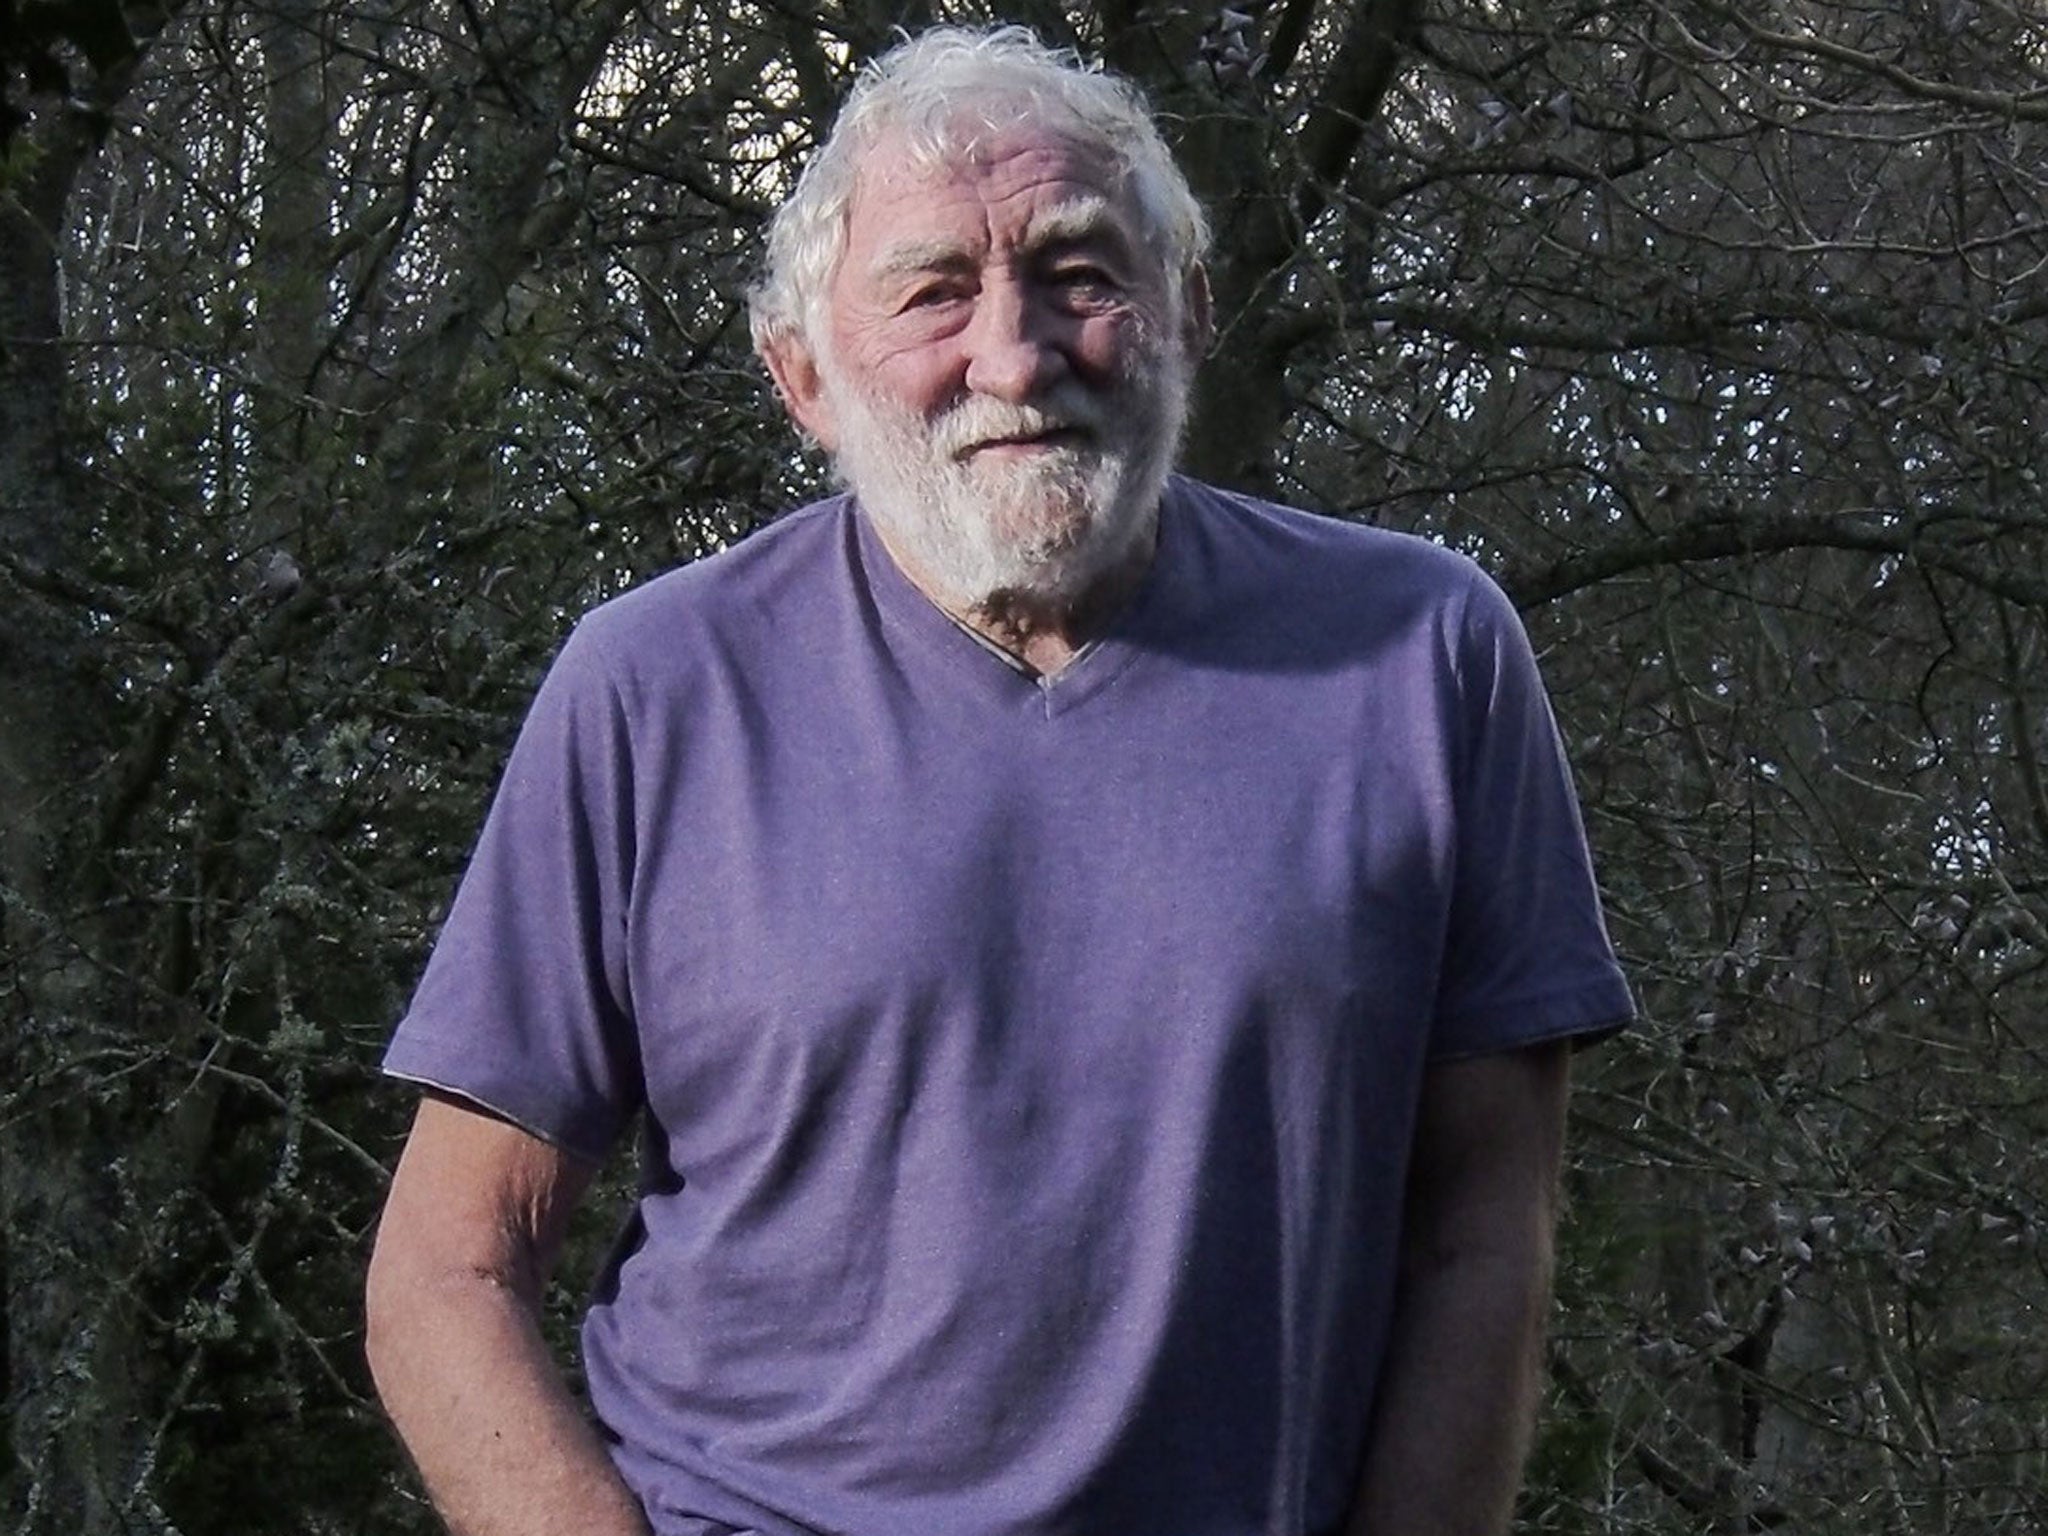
[1180,262,1214,360]
[761,331,840,452]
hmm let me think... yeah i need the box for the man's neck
[965,534,1156,676]
[884,514,1160,679]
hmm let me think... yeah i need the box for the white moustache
[934,393,1107,459]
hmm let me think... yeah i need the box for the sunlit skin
[764,125,1207,671]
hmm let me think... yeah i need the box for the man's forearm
[367,1264,653,1536]
[1343,1239,1551,1536]
[1347,1045,1569,1536]
[366,1097,651,1536]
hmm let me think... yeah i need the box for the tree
[3,0,2043,1531]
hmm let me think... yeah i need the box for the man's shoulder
[567,495,854,668]
[1167,477,1503,621]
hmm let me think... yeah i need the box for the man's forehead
[842,130,1142,268]
[854,122,1126,206]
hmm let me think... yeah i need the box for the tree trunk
[0,106,155,1534]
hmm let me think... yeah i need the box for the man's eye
[902,284,964,311]
[1048,265,1126,305]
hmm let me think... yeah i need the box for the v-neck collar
[848,482,1197,720]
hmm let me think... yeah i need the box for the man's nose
[962,280,1067,402]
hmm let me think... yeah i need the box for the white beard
[820,340,1190,611]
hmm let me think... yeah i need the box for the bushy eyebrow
[867,196,1136,285]
[1019,196,1129,258]
[871,238,976,284]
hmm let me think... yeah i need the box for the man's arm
[365,1093,653,1536]
[1346,1041,1572,1536]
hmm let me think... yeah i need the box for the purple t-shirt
[386,478,1631,1536]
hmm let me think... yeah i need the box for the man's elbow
[362,1213,497,1394]
[367,1217,541,1360]
[363,1214,422,1400]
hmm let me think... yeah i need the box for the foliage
[2,0,2044,1532]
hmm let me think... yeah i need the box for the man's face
[795,124,1193,609]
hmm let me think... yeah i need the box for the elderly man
[366,25,1632,1536]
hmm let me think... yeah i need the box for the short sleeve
[1430,574,1634,1059]
[382,623,644,1162]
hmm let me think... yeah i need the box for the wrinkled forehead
[848,111,1135,209]
[835,120,1151,283]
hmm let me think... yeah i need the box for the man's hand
[1345,1041,1571,1536]
[365,1093,653,1536]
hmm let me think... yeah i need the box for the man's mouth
[957,424,1087,459]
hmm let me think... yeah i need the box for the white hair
[748,25,1210,360]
